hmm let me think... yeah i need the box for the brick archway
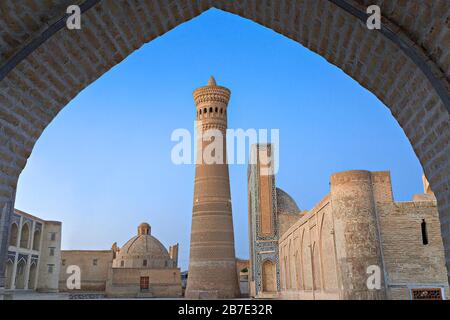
[0,1,448,292]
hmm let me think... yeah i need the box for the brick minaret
[185,77,239,299]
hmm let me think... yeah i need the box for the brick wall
[59,250,113,292]
[279,170,449,299]
[279,194,340,300]
[378,201,450,299]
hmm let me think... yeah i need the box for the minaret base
[185,261,239,299]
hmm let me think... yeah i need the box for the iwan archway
[0,0,448,294]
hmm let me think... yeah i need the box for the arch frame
[0,0,448,293]
[0,0,447,112]
[261,258,277,293]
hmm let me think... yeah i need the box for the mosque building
[59,222,182,298]
[248,143,450,300]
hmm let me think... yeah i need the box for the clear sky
[15,9,424,271]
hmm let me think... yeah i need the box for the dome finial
[138,222,151,235]
[208,76,217,86]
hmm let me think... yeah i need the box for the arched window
[301,232,312,290]
[209,107,213,113]
[9,223,18,247]
[215,107,218,113]
[199,109,202,115]
[286,242,292,289]
[421,219,429,245]
[203,108,207,114]
[295,250,302,289]
[15,258,26,289]
[143,259,147,267]
[5,260,13,289]
[320,211,338,290]
[220,108,223,114]
[28,262,38,290]
[312,243,321,291]
[120,260,124,267]
[284,256,289,289]
[20,223,30,249]
[32,230,41,251]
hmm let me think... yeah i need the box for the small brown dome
[138,222,151,235]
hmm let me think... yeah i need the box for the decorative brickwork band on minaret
[185,77,239,299]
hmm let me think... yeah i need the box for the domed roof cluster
[276,188,301,215]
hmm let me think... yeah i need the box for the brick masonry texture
[277,170,449,299]
[0,0,448,290]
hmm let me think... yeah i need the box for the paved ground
[2,291,252,300]
[3,291,70,300]
[0,291,253,300]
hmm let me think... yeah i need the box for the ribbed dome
[113,223,174,269]
[119,234,170,259]
[276,188,301,215]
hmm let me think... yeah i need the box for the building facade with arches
[249,144,449,300]
[59,222,182,298]
[5,209,61,293]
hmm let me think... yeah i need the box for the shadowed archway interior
[0,0,448,291]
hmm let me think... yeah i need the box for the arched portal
[15,259,26,290]
[295,249,302,290]
[5,261,13,289]
[9,223,18,247]
[320,211,338,291]
[301,230,312,290]
[0,1,448,289]
[28,263,37,290]
[262,260,276,293]
[19,223,30,249]
[32,230,41,251]
[312,243,322,291]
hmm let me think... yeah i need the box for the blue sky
[15,9,424,270]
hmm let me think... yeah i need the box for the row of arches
[8,223,41,251]
[5,258,38,290]
[279,210,339,294]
